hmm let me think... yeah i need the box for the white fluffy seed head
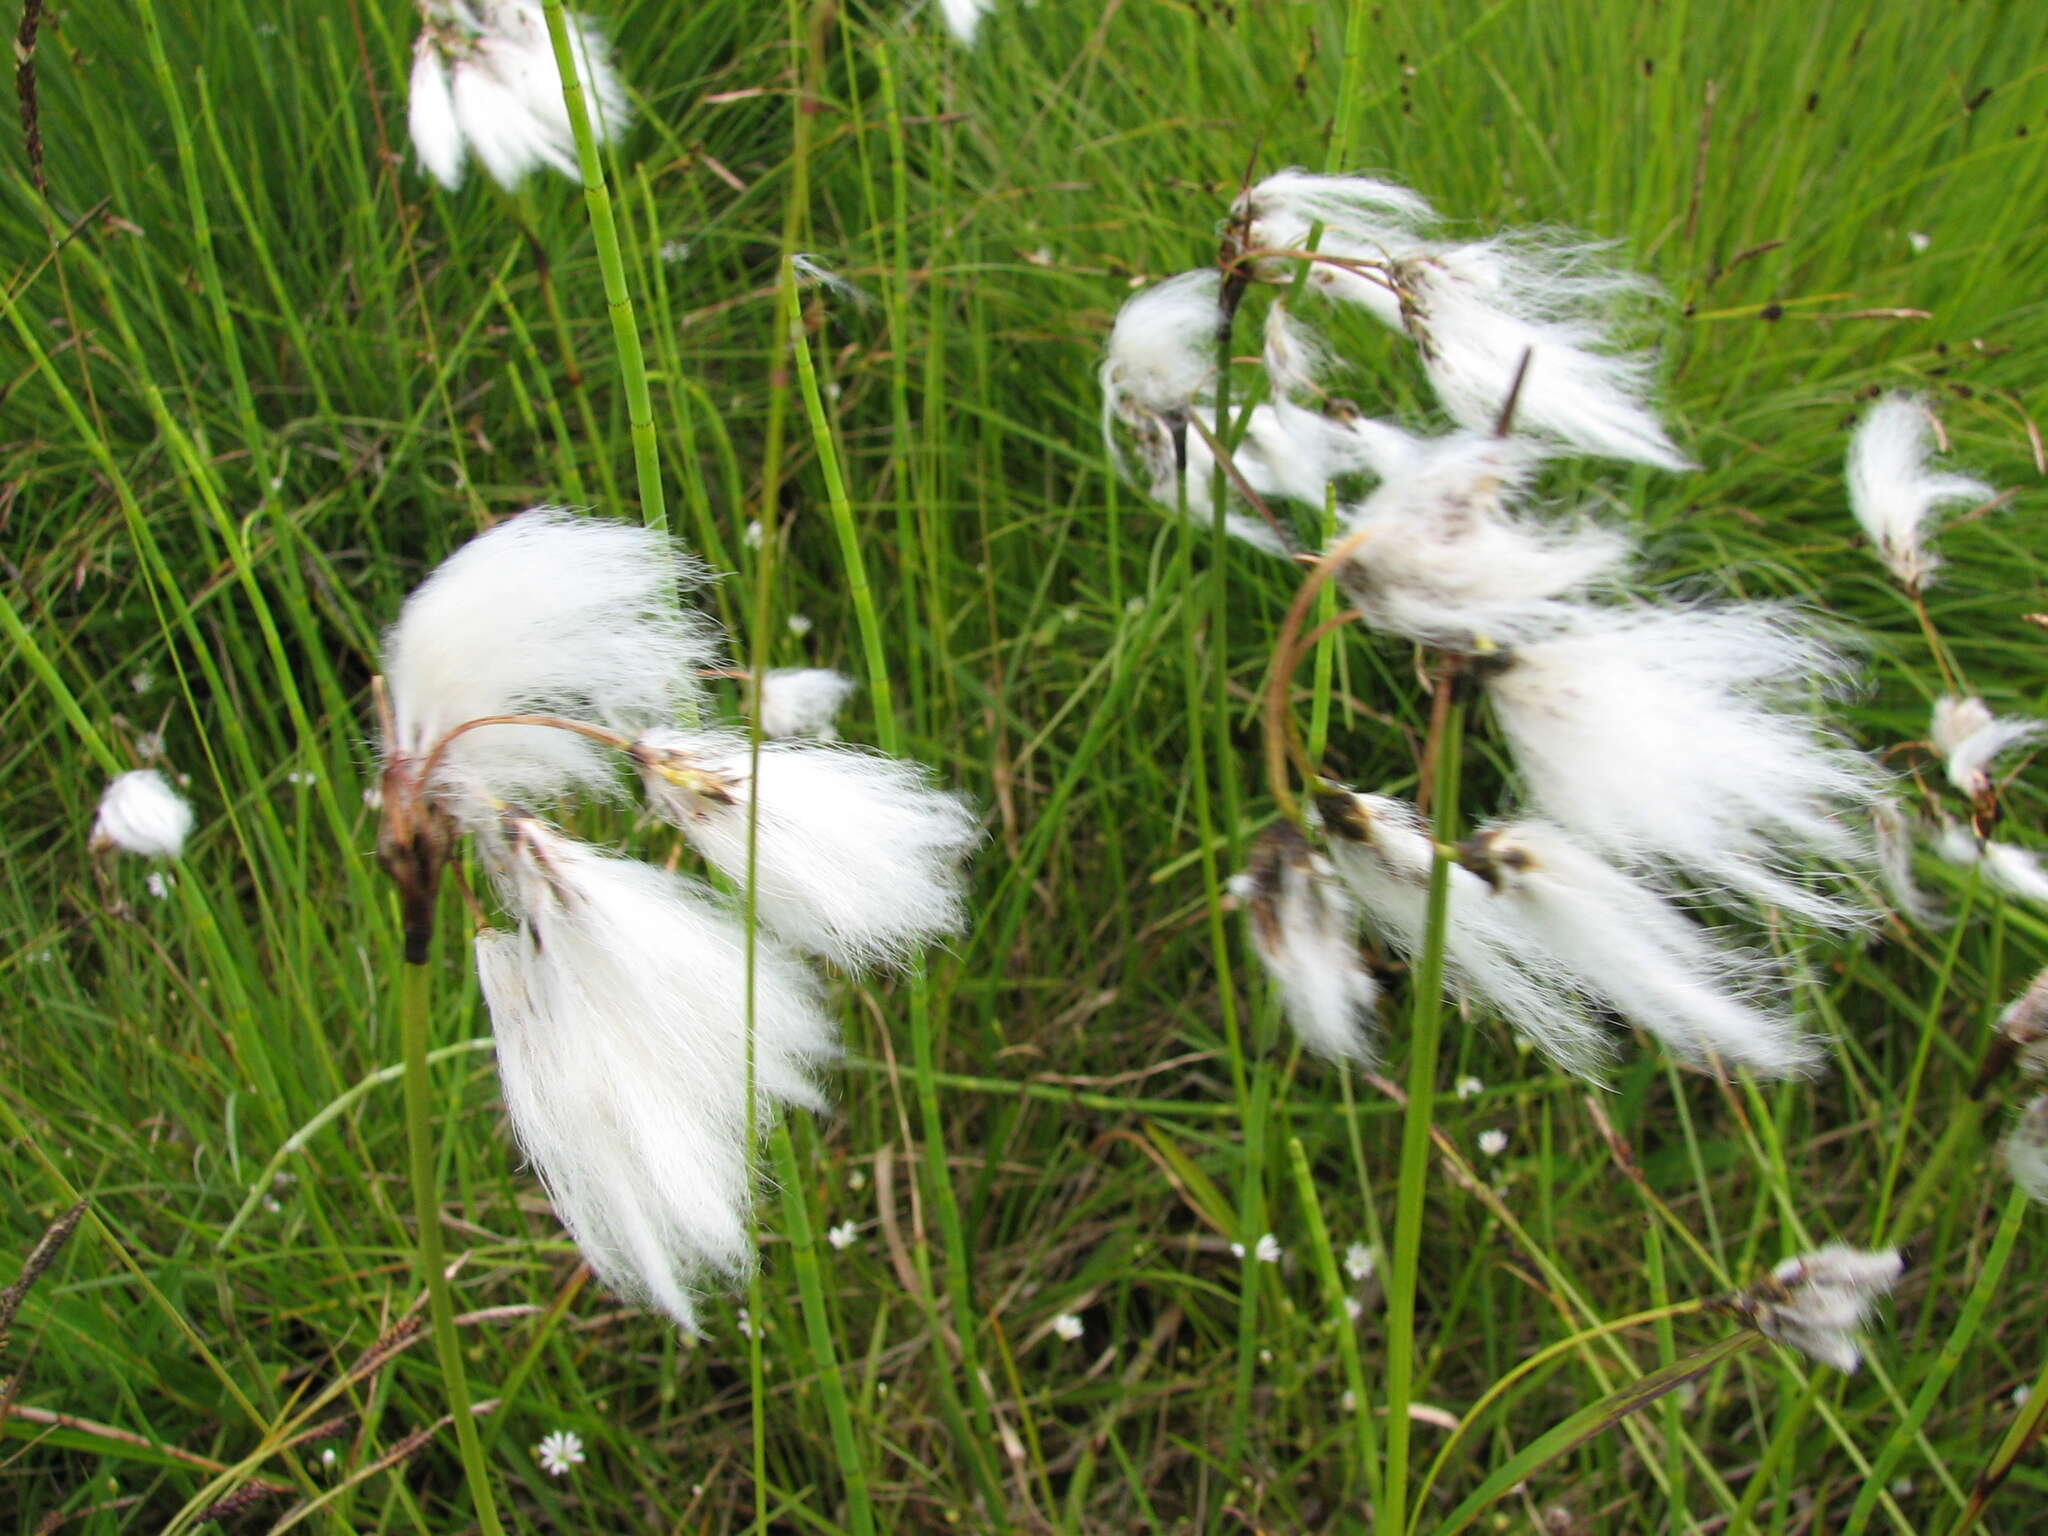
[1846,394,1993,593]
[380,508,718,819]
[416,2,631,191]
[938,0,997,43]
[1483,603,1883,927]
[1938,827,2048,904]
[757,669,857,739]
[1317,789,1612,1077]
[1235,169,1435,324]
[1463,821,1820,1078]
[1237,823,1380,1063]
[1738,1244,1903,1374]
[1101,271,1224,425]
[1334,433,1631,646]
[407,36,465,189]
[632,731,979,971]
[90,770,194,860]
[1396,234,1691,470]
[2005,1097,2048,1202]
[1930,695,2040,799]
[476,817,838,1333]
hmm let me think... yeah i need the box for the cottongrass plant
[1101,165,1913,1533]
[407,0,630,191]
[89,768,192,860]
[376,507,975,1329]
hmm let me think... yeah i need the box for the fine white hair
[1319,791,1611,1077]
[634,731,980,971]
[757,668,857,740]
[90,769,194,860]
[380,508,717,818]
[1469,821,1821,1078]
[1482,603,1882,927]
[1235,824,1381,1062]
[1746,1244,1903,1373]
[411,1,631,192]
[1101,271,1224,426]
[1235,169,1437,325]
[476,817,837,1333]
[2006,1097,2048,1203]
[1846,393,1993,593]
[1334,433,1632,646]
[1930,695,2041,800]
[1934,823,2048,904]
[1172,402,1422,555]
[1871,800,1946,928]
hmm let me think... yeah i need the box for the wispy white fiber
[1998,968,2048,1076]
[1933,823,2048,904]
[1235,823,1380,1062]
[381,508,717,818]
[1173,401,1421,552]
[410,1,630,192]
[1101,271,1224,427]
[407,37,465,190]
[937,0,997,44]
[1333,433,1631,646]
[1846,394,1993,593]
[1483,604,1881,927]
[1395,234,1692,470]
[1465,821,1819,1078]
[90,770,193,860]
[1930,695,2041,800]
[1738,1245,1904,1373]
[1235,168,1437,324]
[476,815,837,1332]
[2005,1097,2048,1203]
[1871,800,1945,927]
[1318,790,1610,1076]
[1262,302,1334,401]
[758,669,857,739]
[632,730,979,970]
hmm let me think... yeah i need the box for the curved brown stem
[416,712,631,792]
[1261,526,1377,820]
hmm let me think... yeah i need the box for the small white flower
[660,239,693,264]
[1930,695,2040,802]
[1052,1312,1084,1341]
[1340,1389,1358,1413]
[938,0,997,43]
[826,1221,859,1251]
[535,1429,586,1477]
[284,770,319,788]
[134,731,166,763]
[262,1196,282,1214]
[736,1307,756,1340]
[320,1448,337,1472]
[1907,231,1932,254]
[1454,1076,1483,1101]
[1847,394,1994,593]
[1254,1233,1283,1265]
[2015,1384,2032,1409]
[1735,1245,1903,1373]
[1345,1296,1365,1322]
[91,770,194,860]
[744,518,765,549]
[1229,1241,1246,1259]
[1343,1242,1375,1282]
[786,613,815,638]
[144,871,175,901]
[1478,1129,1509,1158]
[129,669,155,695]
[757,669,856,740]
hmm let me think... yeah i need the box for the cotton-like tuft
[1463,821,1820,1078]
[1101,271,1225,427]
[1334,433,1630,646]
[1235,168,1437,324]
[410,1,630,192]
[407,37,465,189]
[632,730,979,971]
[90,770,194,860]
[1235,823,1380,1062]
[1736,1245,1903,1373]
[938,0,997,44]
[1930,694,2040,801]
[476,816,837,1333]
[757,669,857,739]
[1483,604,1882,927]
[2005,1097,2048,1202]
[1173,401,1421,553]
[1318,790,1611,1077]
[1934,823,2048,904]
[380,508,717,819]
[1846,394,1993,593]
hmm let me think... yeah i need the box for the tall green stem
[539,0,665,531]
[1383,672,1465,1536]
[399,962,505,1536]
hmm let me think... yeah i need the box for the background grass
[5,0,2048,1530]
